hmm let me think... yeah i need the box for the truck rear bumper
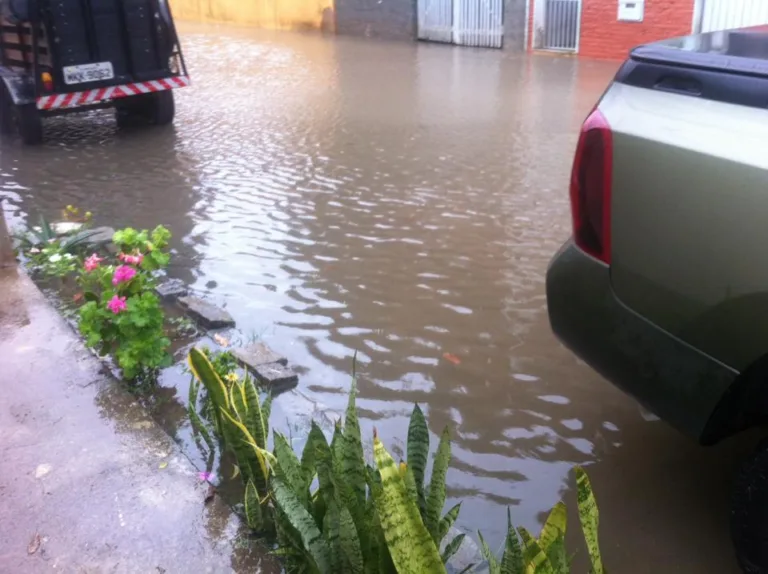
[546,240,737,442]
[36,75,190,112]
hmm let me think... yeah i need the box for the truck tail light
[42,72,54,92]
[569,108,613,264]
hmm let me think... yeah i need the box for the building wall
[504,0,528,50]
[169,0,335,33]
[334,0,415,40]
[579,0,695,59]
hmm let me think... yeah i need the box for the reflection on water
[0,23,748,571]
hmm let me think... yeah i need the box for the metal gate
[542,0,581,51]
[418,0,503,48]
[700,0,768,33]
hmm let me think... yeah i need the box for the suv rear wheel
[115,91,175,128]
[731,438,768,573]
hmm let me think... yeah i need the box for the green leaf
[437,503,462,545]
[372,433,445,574]
[500,508,523,574]
[274,432,308,507]
[273,477,331,574]
[518,527,555,574]
[245,480,263,530]
[230,381,249,423]
[262,393,273,437]
[539,502,566,552]
[243,377,268,449]
[477,531,500,574]
[441,533,465,565]
[220,408,271,488]
[188,348,229,429]
[341,380,366,510]
[324,499,342,573]
[575,467,604,574]
[426,426,451,542]
[403,463,419,506]
[407,404,429,513]
[338,504,364,574]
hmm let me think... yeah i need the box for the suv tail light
[570,108,613,264]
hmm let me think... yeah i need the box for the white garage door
[701,0,768,33]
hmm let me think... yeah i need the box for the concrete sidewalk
[0,267,278,573]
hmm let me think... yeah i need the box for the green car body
[547,29,768,444]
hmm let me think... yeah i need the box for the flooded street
[0,23,752,572]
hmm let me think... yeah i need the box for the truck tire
[115,91,175,128]
[150,91,175,126]
[17,104,42,145]
[0,84,13,136]
[731,438,768,573]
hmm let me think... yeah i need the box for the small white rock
[35,464,52,479]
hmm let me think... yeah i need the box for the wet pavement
[0,267,278,573]
[0,22,755,572]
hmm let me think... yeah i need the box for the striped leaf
[575,467,604,574]
[262,392,273,438]
[230,381,249,423]
[407,404,429,513]
[539,502,567,572]
[188,348,229,428]
[339,504,364,574]
[402,463,419,506]
[221,408,271,491]
[372,433,446,574]
[500,508,524,574]
[324,500,342,573]
[477,531,501,574]
[437,503,462,544]
[187,375,215,452]
[245,479,264,530]
[441,533,465,565]
[244,377,268,449]
[308,422,336,505]
[518,527,555,574]
[342,381,367,510]
[273,476,331,574]
[426,426,451,542]
[302,423,326,485]
[274,431,309,508]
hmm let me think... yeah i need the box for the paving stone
[178,296,235,329]
[233,342,287,373]
[253,362,298,391]
[155,279,188,301]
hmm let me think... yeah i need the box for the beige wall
[169,0,335,32]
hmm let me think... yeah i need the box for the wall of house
[334,0,415,40]
[504,0,528,50]
[579,0,695,59]
[169,0,335,33]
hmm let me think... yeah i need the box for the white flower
[48,254,62,263]
[63,253,74,260]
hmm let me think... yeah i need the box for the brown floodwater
[0,22,755,572]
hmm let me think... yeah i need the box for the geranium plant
[77,225,173,380]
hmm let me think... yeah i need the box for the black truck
[0,0,189,144]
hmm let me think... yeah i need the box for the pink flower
[123,253,143,266]
[107,295,127,314]
[112,265,137,286]
[84,253,104,272]
[198,471,213,482]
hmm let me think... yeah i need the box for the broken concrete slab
[51,221,83,236]
[253,362,299,391]
[233,342,287,373]
[155,278,188,301]
[179,296,235,329]
[82,226,116,248]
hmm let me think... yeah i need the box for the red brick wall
[579,0,695,60]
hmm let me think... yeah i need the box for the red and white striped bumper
[36,76,190,111]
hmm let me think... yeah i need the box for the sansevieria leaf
[339,504,364,574]
[441,533,465,565]
[575,467,604,574]
[518,527,555,574]
[426,426,451,542]
[274,432,309,507]
[273,476,331,574]
[402,462,419,505]
[188,348,229,428]
[500,508,523,574]
[407,404,429,512]
[373,431,446,574]
[221,408,271,488]
[342,381,367,510]
[539,502,567,572]
[230,381,249,423]
[245,480,263,530]
[243,377,268,449]
[437,503,462,544]
[477,531,500,574]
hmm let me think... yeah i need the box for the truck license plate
[62,62,114,85]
